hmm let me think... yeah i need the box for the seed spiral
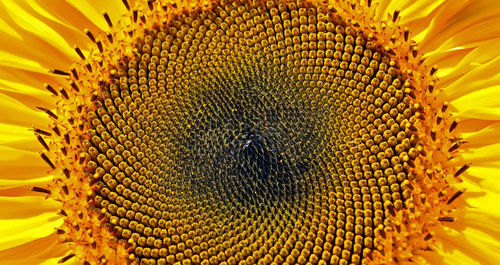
[83,1,419,264]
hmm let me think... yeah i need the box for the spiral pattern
[84,1,419,264]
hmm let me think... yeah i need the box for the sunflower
[1,0,499,264]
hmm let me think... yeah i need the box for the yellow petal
[451,85,500,120]
[0,234,70,265]
[461,122,500,148]
[0,196,60,219]
[0,93,48,128]
[0,212,63,251]
[0,146,48,181]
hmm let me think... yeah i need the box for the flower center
[84,1,419,264]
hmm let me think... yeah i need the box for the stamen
[36,107,58,119]
[33,127,51,136]
[84,29,96,43]
[447,189,465,204]
[404,27,409,41]
[74,46,85,60]
[103,12,113,27]
[448,143,460,152]
[36,134,50,151]
[121,0,130,10]
[392,10,400,22]
[43,83,58,96]
[430,65,438,76]
[96,40,103,53]
[52,125,61,136]
[148,0,154,10]
[107,33,113,43]
[40,152,56,169]
[58,253,76,263]
[449,120,458,132]
[28,186,52,194]
[69,80,80,92]
[60,88,69,100]
[50,69,70,76]
[454,163,471,177]
[70,68,79,80]
[63,168,71,178]
[133,10,138,22]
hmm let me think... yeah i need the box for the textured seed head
[82,1,419,264]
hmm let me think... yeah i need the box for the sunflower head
[1,0,499,265]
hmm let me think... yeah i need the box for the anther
[52,125,61,136]
[85,63,93,72]
[36,107,58,119]
[107,33,114,43]
[63,168,71,178]
[70,68,79,80]
[57,253,75,263]
[430,65,438,76]
[425,83,434,95]
[133,10,138,23]
[454,163,471,177]
[59,88,69,100]
[411,47,418,58]
[403,27,409,41]
[69,80,80,92]
[40,152,56,169]
[122,0,130,10]
[50,69,70,76]
[36,134,50,151]
[84,28,96,42]
[437,217,455,222]
[74,46,85,60]
[43,83,58,96]
[441,102,449,112]
[430,129,436,141]
[96,40,103,53]
[62,185,69,195]
[392,10,400,23]
[29,186,52,194]
[103,12,113,27]
[447,189,465,204]
[436,115,443,125]
[449,120,458,132]
[33,127,51,136]
[448,143,460,153]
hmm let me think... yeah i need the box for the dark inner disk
[179,66,319,205]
